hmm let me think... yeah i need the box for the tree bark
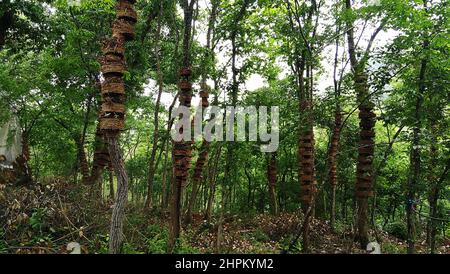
[267,152,279,215]
[161,140,170,209]
[205,145,221,221]
[145,3,164,210]
[109,165,115,200]
[106,134,129,254]
[329,24,342,230]
[329,111,342,230]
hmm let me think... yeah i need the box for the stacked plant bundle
[99,0,136,132]
[173,67,193,188]
[298,101,317,209]
[192,83,210,183]
[267,153,277,188]
[328,112,343,187]
[356,77,376,200]
[185,83,211,224]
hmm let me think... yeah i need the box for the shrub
[385,222,407,240]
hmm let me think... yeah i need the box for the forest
[0,0,449,255]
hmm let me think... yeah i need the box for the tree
[168,0,197,253]
[98,0,138,254]
[344,0,384,249]
[185,0,219,225]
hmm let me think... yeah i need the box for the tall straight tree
[168,0,197,253]
[328,0,344,230]
[406,0,430,254]
[285,0,321,252]
[145,1,164,210]
[344,0,384,248]
[267,152,279,215]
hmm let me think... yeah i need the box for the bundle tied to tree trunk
[328,111,343,187]
[192,83,210,182]
[354,72,376,249]
[173,67,194,188]
[98,0,137,254]
[185,83,211,224]
[299,100,317,209]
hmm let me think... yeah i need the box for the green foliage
[251,227,270,242]
[29,208,47,232]
[279,235,302,254]
[145,224,168,254]
[145,224,199,254]
[382,242,406,254]
[385,222,408,240]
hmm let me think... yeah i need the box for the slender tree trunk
[185,140,209,224]
[145,3,164,210]
[205,145,221,221]
[107,134,129,253]
[16,132,32,183]
[267,152,279,215]
[329,24,342,230]
[428,161,450,253]
[87,123,110,185]
[329,111,342,230]
[426,133,437,252]
[407,36,428,254]
[76,136,90,180]
[161,140,170,209]
[109,165,115,200]
[216,184,226,253]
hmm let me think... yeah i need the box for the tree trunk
[98,0,137,253]
[267,152,279,215]
[205,145,221,221]
[407,36,428,254]
[76,136,89,180]
[109,165,115,200]
[428,160,450,253]
[329,111,342,230]
[86,122,110,185]
[215,184,227,253]
[345,0,377,249]
[298,64,317,252]
[185,0,217,225]
[145,3,164,210]
[106,134,129,254]
[185,140,209,224]
[161,141,170,209]
[15,132,32,184]
[168,0,196,253]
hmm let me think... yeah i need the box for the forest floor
[1,179,448,254]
